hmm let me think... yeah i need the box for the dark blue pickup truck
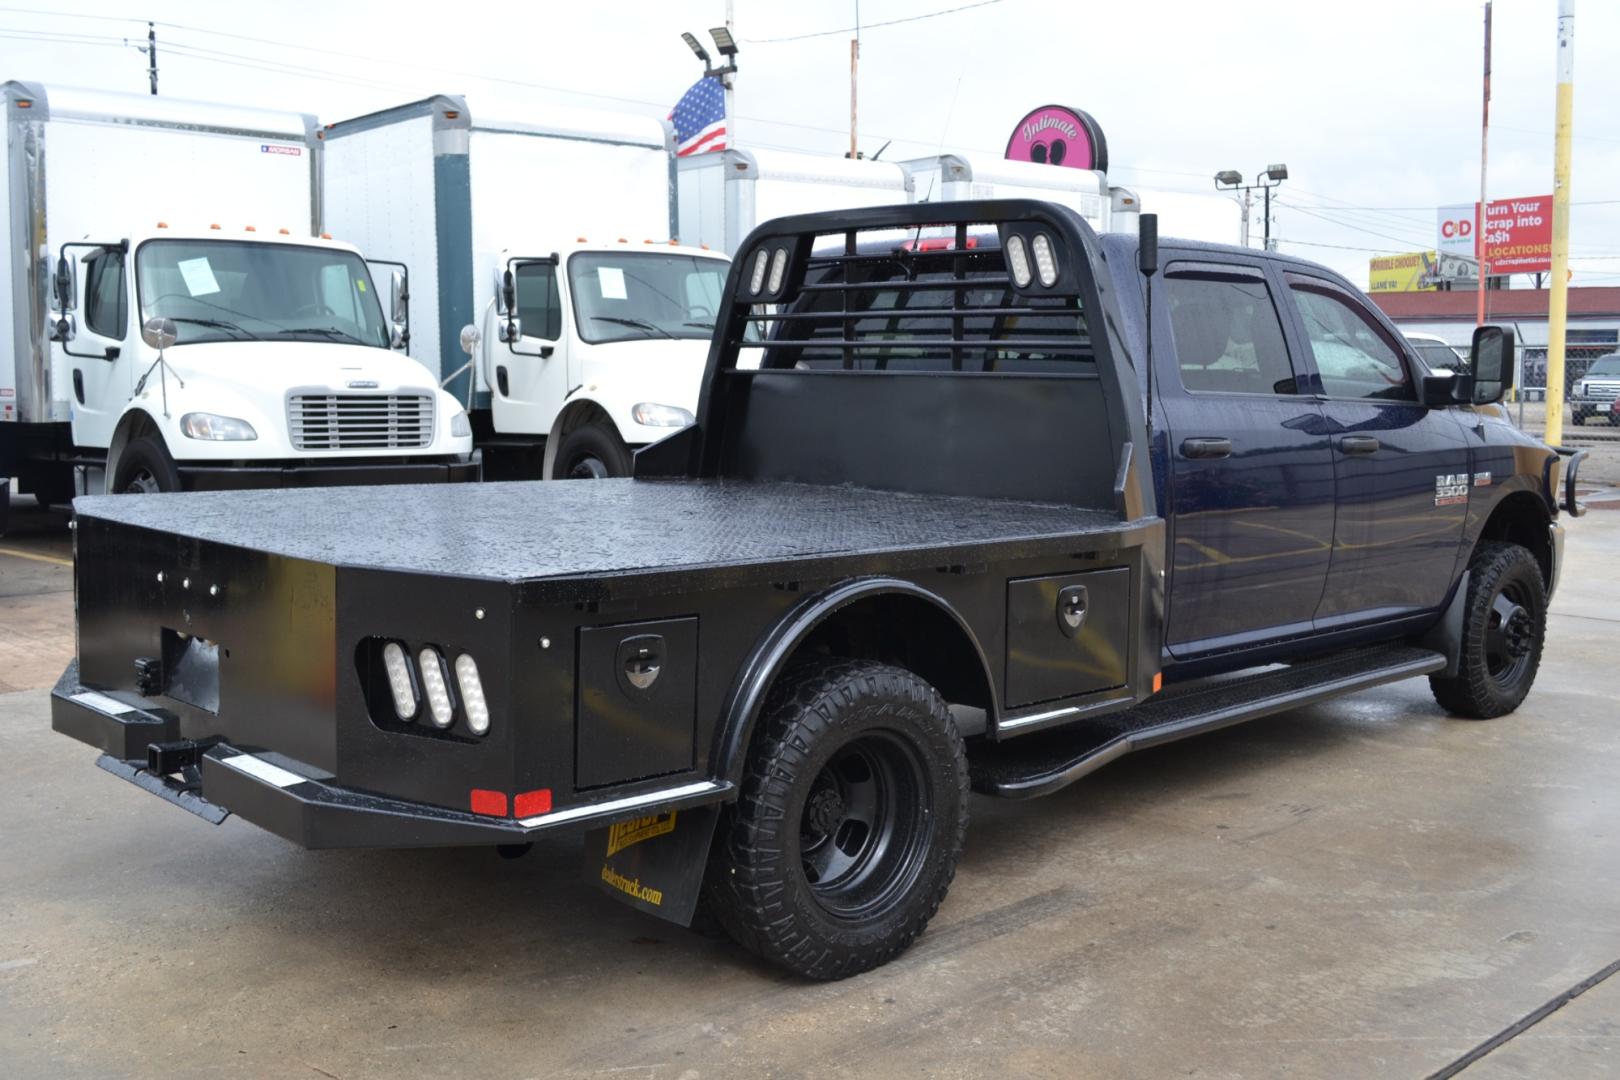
[52,201,1584,980]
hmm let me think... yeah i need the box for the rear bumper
[177,451,482,491]
[50,661,728,849]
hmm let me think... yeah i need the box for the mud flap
[583,804,720,927]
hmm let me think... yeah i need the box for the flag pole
[725,0,736,146]
[1544,0,1575,447]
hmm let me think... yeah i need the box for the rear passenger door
[1280,272,1470,625]
[1157,255,1337,657]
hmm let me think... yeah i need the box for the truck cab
[466,239,732,479]
[51,227,477,493]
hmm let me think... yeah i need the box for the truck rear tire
[1429,541,1547,720]
[551,422,631,480]
[705,658,968,980]
[113,437,181,494]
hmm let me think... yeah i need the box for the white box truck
[676,147,913,256]
[901,151,1244,246]
[325,94,731,480]
[0,82,478,520]
[902,152,1133,233]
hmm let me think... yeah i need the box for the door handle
[1180,437,1233,459]
[1339,436,1381,456]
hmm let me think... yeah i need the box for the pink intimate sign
[1005,105,1108,173]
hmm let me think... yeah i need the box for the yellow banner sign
[1368,251,1438,293]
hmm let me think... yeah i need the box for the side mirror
[501,270,519,344]
[459,323,481,356]
[1469,325,1515,405]
[50,312,77,343]
[1420,372,1470,408]
[141,315,178,351]
[53,253,78,312]
[389,269,408,324]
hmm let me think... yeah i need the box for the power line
[1275,200,1437,250]
[745,0,1002,43]
[1273,237,1417,255]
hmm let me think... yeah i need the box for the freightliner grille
[287,393,434,451]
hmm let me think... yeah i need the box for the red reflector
[470,789,507,816]
[513,789,552,817]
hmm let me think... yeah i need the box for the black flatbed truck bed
[52,198,1567,980]
[70,478,1134,588]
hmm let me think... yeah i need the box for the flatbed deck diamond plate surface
[72,479,1127,583]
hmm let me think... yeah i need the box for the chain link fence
[1512,344,1615,402]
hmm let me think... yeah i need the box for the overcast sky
[3,0,1615,285]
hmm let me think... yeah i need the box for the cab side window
[1288,283,1415,401]
[1165,266,1299,395]
[515,262,561,341]
[84,250,128,340]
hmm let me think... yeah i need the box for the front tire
[705,658,968,980]
[113,436,180,494]
[550,422,632,480]
[1429,542,1547,719]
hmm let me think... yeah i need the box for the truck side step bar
[970,645,1447,799]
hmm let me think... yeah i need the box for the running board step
[970,645,1446,799]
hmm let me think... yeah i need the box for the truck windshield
[1587,356,1620,378]
[135,239,389,348]
[568,252,730,344]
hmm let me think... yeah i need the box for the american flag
[669,76,728,157]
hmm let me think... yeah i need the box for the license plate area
[162,628,221,713]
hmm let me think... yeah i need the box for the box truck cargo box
[326,95,723,480]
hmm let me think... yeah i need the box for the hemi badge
[1474,472,1493,487]
[347,380,379,389]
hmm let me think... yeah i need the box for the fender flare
[711,576,1000,786]
[103,408,166,495]
[540,397,626,478]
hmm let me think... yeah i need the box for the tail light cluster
[366,638,490,738]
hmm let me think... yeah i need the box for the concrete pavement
[0,504,1617,1078]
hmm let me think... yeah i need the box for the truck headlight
[451,408,472,438]
[632,402,695,428]
[180,412,257,441]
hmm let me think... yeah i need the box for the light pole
[680,27,739,141]
[1214,164,1288,249]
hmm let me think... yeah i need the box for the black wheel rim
[122,468,160,495]
[1484,580,1536,688]
[798,731,932,920]
[566,454,610,480]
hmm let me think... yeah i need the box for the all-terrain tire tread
[705,658,967,980]
[1429,541,1546,719]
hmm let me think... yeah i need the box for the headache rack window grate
[741,224,1092,375]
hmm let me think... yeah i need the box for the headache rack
[739,220,1095,375]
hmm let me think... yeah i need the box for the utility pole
[849,1,860,158]
[147,21,158,95]
[1240,187,1251,248]
[1545,0,1575,446]
[1476,1,1491,327]
[1263,183,1274,250]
